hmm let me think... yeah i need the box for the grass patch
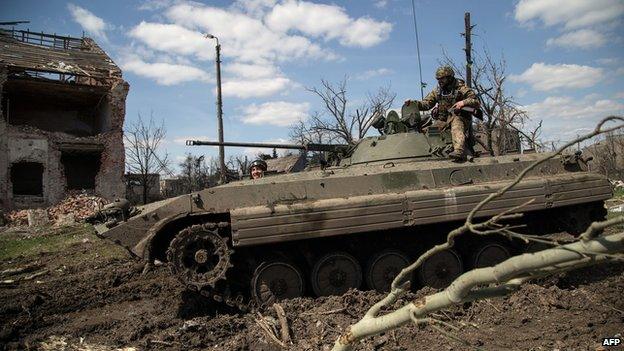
[614,187,624,198]
[0,224,127,261]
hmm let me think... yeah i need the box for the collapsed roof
[0,29,122,86]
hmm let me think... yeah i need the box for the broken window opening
[10,162,44,196]
[61,151,102,190]
[3,78,109,136]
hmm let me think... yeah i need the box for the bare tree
[124,113,170,204]
[178,154,212,193]
[586,131,624,179]
[332,116,624,351]
[291,78,396,146]
[441,49,543,155]
[232,155,251,178]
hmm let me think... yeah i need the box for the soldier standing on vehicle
[249,159,267,180]
[405,65,479,161]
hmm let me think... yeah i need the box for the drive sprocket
[167,224,232,291]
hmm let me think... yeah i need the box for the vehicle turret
[187,105,459,166]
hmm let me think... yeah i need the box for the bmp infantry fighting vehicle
[96,105,610,308]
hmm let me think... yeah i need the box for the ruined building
[0,29,128,210]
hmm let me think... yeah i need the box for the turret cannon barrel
[186,140,349,153]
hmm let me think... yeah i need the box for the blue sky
[2,0,624,169]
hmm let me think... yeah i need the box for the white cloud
[233,0,278,17]
[510,63,604,91]
[222,77,297,98]
[265,1,392,47]
[124,1,388,93]
[164,2,330,64]
[515,88,528,98]
[355,68,392,80]
[546,29,607,49]
[523,95,624,120]
[374,0,388,9]
[221,62,299,98]
[596,57,618,65]
[613,91,624,99]
[129,22,214,60]
[138,0,176,11]
[340,17,392,47]
[240,101,310,127]
[514,0,624,29]
[67,4,110,40]
[224,62,280,80]
[523,94,624,141]
[121,56,211,85]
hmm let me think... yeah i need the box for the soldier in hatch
[405,65,479,161]
[249,159,267,180]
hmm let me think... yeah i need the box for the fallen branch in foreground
[332,231,624,350]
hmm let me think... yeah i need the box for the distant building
[125,173,161,205]
[0,29,128,210]
[160,178,186,198]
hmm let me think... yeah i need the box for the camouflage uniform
[408,66,479,157]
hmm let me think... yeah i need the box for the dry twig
[255,313,286,348]
[273,303,292,344]
[0,263,44,277]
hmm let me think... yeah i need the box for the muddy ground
[0,225,622,351]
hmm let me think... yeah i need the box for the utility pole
[464,12,473,88]
[206,34,226,184]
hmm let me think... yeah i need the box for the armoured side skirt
[230,174,611,247]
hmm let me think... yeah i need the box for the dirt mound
[1,230,623,350]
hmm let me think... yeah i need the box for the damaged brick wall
[0,31,130,211]
[94,80,128,202]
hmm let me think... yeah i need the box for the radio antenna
[411,0,425,99]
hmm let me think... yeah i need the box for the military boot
[448,149,466,162]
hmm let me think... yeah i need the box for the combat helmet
[249,159,267,172]
[435,65,455,79]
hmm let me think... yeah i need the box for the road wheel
[311,252,362,297]
[167,224,231,291]
[418,248,463,289]
[251,260,304,306]
[471,241,511,269]
[365,250,410,292]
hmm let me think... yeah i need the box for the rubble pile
[5,210,28,227]
[4,193,108,227]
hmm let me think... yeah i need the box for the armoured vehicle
[96,105,610,308]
